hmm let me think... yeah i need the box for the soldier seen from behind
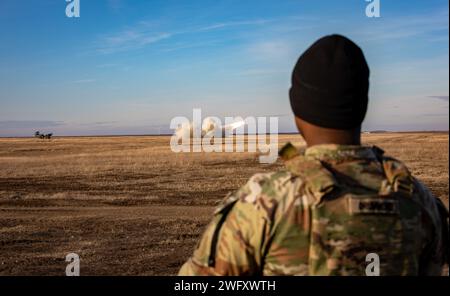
[179,34,449,276]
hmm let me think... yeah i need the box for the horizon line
[1,130,449,139]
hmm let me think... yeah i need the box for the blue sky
[0,0,448,136]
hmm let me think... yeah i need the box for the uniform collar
[304,144,379,162]
[279,142,381,162]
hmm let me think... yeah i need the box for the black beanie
[289,34,370,130]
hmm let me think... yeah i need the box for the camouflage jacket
[179,144,448,276]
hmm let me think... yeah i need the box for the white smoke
[175,117,246,139]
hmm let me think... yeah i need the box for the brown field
[0,133,448,275]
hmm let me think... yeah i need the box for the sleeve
[415,180,448,276]
[178,175,274,276]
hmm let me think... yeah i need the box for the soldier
[179,34,448,276]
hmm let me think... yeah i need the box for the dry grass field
[0,133,448,275]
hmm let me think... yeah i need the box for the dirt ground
[0,133,448,275]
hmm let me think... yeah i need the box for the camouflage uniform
[179,143,448,276]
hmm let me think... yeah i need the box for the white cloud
[247,40,297,62]
[94,18,273,54]
[97,30,172,54]
[196,19,271,31]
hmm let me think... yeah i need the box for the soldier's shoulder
[231,153,336,207]
[213,169,307,224]
[235,170,299,203]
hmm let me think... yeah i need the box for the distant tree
[34,131,40,138]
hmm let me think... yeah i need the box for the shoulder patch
[379,157,414,197]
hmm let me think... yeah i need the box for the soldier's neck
[296,119,362,147]
[303,133,361,147]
